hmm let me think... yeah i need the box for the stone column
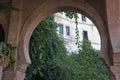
[2,0,23,80]
[106,0,120,79]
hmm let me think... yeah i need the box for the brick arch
[18,0,111,79]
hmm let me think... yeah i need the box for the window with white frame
[82,15,86,22]
[83,31,88,40]
[66,26,70,36]
[58,24,64,35]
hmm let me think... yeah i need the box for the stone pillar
[2,0,23,80]
[106,0,120,52]
[106,0,120,79]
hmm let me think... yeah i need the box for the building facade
[55,12,101,53]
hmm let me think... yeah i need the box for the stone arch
[18,0,111,79]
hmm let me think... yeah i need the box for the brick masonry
[0,0,120,80]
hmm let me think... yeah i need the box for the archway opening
[24,11,109,80]
[0,24,5,42]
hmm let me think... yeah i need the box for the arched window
[0,24,5,41]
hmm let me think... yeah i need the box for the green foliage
[65,11,78,20]
[25,15,68,80]
[65,11,109,79]
[71,37,109,80]
[0,42,16,65]
[25,13,109,80]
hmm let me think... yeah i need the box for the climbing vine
[65,11,81,52]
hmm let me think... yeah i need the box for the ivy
[25,15,68,80]
[65,11,81,52]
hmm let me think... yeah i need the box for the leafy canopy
[25,13,109,80]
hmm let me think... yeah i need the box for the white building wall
[54,12,101,53]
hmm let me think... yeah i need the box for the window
[58,24,63,35]
[83,31,88,40]
[82,15,86,22]
[66,26,70,36]
[59,12,63,15]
